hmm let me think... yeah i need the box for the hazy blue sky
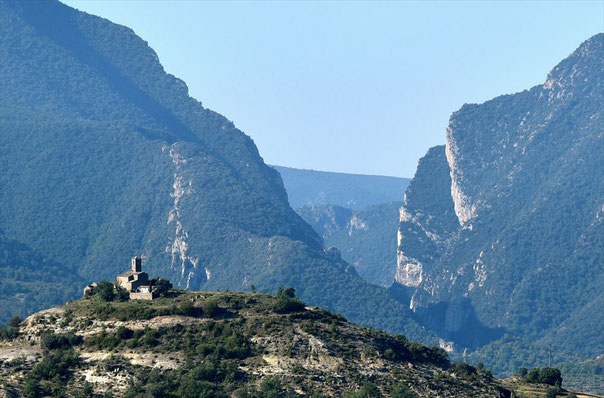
[64,1,602,177]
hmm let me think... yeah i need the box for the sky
[63,1,603,178]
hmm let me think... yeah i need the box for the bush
[115,286,130,302]
[41,332,82,351]
[277,286,296,299]
[4,316,23,339]
[545,385,561,398]
[525,368,540,383]
[517,367,528,377]
[524,367,563,386]
[391,383,417,398]
[202,299,220,317]
[450,362,477,378]
[346,382,383,398]
[259,376,283,398]
[539,367,562,386]
[95,281,116,302]
[153,278,173,297]
[8,316,22,328]
[116,326,134,340]
[26,348,80,385]
[273,288,306,314]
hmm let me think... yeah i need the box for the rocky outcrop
[298,201,403,287]
[0,292,508,397]
[395,146,459,293]
[395,34,604,371]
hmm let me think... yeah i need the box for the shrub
[259,376,283,398]
[539,367,562,386]
[450,362,477,378]
[545,385,561,398]
[525,368,540,383]
[517,367,528,377]
[153,278,173,297]
[41,332,82,351]
[273,287,306,314]
[4,316,23,339]
[277,286,296,299]
[95,281,116,302]
[202,299,220,317]
[346,382,383,398]
[391,383,417,398]
[115,286,130,302]
[27,347,80,384]
[116,326,134,340]
[8,316,22,328]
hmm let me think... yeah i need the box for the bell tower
[131,256,142,273]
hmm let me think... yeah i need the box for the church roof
[118,270,148,278]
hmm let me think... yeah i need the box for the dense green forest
[0,0,435,345]
[297,202,402,287]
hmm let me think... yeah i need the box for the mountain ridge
[395,33,604,374]
[273,165,409,210]
[0,0,432,344]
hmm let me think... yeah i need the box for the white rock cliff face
[445,126,476,228]
[393,35,604,359]
[165,145,202,289]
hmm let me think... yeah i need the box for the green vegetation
[297,201,402,287]
[273,286,306,313]
[2,291,503,397]
[0,235,84,325]
[0,0,434,347]
[0,315,22,340]
[24,332,83,397]
[524,367,562,387]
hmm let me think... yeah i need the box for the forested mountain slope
[298,202,402,287]
[0,0,433,341]
[395,34,604,373]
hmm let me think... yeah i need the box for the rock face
[395,146,459,291]
[0,0,431,341]
[396,34,604,367]
[298,201,402,287]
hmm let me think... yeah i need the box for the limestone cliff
[396,34,604,371]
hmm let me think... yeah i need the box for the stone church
[116,256,154,300]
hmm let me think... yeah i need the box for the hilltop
[0,289,509,397]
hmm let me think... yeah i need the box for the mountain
[395,34,604,375]
[0,0,432,341]
[297,202,402,287]
[0,290,516,397]
[274,167,408,287]
[0,232,85,325]
[273,166,409,210]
